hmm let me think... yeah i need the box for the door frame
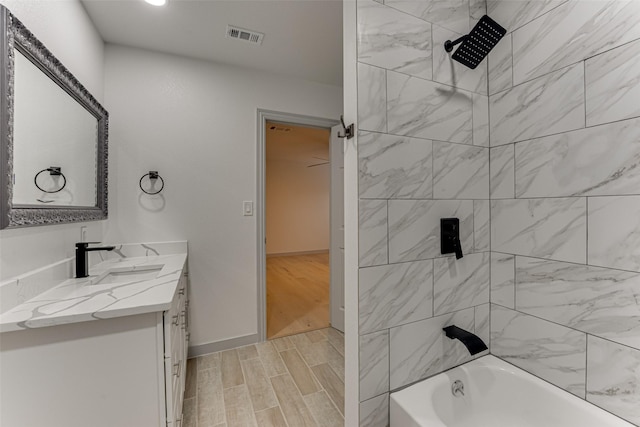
[256,109,339,342]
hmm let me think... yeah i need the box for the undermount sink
[90,265,163,285]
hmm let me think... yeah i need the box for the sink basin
[91,265,163,285]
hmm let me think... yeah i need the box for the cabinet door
[164,273,189,425]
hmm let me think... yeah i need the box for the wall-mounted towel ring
[34,167,66,193]
[139,171,164,195]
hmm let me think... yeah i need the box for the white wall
[0,0,105,281]
[266,155,330,255]
[103,44,342,349]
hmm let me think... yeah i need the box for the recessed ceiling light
[145,0,166,6]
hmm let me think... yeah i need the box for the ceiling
[81,0,343,86]
[266,122,329,165]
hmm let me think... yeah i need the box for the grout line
[491,302,640,354]
[359,250,488,274]
[363,193,640,201]
[488,113,640,149]
[499,252,640,276]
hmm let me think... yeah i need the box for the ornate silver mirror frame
[0,6,108,229]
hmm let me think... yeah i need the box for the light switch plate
[243,201,253,216]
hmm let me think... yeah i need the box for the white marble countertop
[0,253,187,333]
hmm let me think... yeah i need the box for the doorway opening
[257,110,344,342]
[265,121,330,339]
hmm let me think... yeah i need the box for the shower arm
[444,35,468,53]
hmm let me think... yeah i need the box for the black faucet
[75,242,116,278]
[443,325,488,355]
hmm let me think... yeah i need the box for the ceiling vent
[226,25,264,46]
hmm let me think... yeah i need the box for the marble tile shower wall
[487,1,640,425]
[356,0,490,425]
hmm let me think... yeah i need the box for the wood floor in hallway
[182,327,345,427]
[266,253,330,339]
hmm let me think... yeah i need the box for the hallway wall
[103,44,342,352]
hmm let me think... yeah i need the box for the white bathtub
[390,355,633,427]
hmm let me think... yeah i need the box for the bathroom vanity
[0,245,189,427]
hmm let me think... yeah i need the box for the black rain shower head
[444,15,506,69]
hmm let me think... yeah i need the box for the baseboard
[188,333,259,358]
[267,249,329,257]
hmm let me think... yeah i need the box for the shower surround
[488,1,640,425]
[356,0,490,425]
[353,0,640,425]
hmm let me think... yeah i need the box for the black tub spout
[443,325,488,355]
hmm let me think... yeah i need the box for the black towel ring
[139,171,164,195]
[34,167,66,193]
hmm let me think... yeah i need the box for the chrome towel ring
[139,171,164,195]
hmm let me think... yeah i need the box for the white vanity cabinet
[0,259,190,427]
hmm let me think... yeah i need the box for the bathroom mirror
[0,6,108,229]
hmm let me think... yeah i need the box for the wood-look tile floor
[267,253,330,339]
[182,327,345,427]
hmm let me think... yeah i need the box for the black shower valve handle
[453,237,463,260]
[441,218,464,259]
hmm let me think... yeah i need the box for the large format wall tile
[586,39,640,127]
[472,93,489,147]
[357,0,433,80]
[433,252,489,316]
[489,64,585,147]
[488,32,512,95]
[359,200,388,267]
[389,200,473,263]
[385,0,470,34]
[515,118,640,198]
[359,393,388,427]
[516,257,640,350]
[587,336,640,426]
[387,71,473,144]
[491,198,586,264]
[357,63,387,133]
[475,304,490,350]
[389,307,475,389]
[469,0,485,26]
[491,252,514,308]
[490,144,514,199]
[433,142,489,199]
[359,330,389,401]
[487,0,567,33]
[491,305,587,398]
[432,24,488,95]
[512,0,640,85]
[359,260,433,334]
[359,132,433,199]
[473,200,490,252]
[588,196,640,272]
